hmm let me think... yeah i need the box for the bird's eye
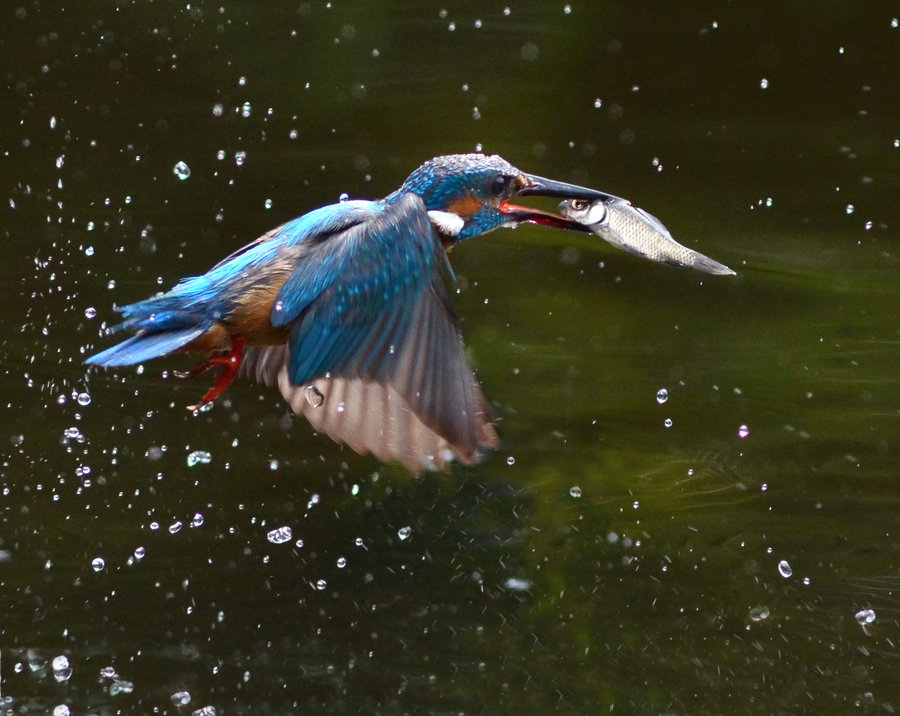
[489,175,509,197]
[570,199,589,211]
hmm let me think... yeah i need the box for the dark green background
[2,1,899,713]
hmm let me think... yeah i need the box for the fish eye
[489,175,509,197]
[570,199,589,211]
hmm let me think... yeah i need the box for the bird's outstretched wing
[241,192,499,472]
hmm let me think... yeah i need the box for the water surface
[2,1,899,713]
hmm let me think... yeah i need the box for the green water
[2,1,899,713]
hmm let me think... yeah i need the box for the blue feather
[85,326,206,366]
[283,192,440,385]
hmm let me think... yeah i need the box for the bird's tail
[85,297,209,367]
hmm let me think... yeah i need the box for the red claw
[180,338,246,411]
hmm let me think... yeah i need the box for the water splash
[186,450,212,467]
[267,526,293,544]
[172,161,191,180]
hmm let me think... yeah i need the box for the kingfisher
[85,153,615,472]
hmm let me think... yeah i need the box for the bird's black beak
[499,173,623,231]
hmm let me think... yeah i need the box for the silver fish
[559,197,735,276]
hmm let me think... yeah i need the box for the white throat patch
[427,210,465,238]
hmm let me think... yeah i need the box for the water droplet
[84,307,97,319]
[53,706,71,716]
[506,456,516,466]
[336,557,347,568]
[748,606,770,623]
[564,4,572,14]
[241,101,252,118]
[212,103,224,117]
[84,245,94,256]
[315,579,327,591]
[269,459,279,471]
[51,655,72,682]
[307,493,320,509]
[339,192,349,202]
[133,546,145,560]
[664,418,673,428]
[738,424,750,439]
[186,450,212,467]
[109,679,134,696]
[264,198,273,209]
[759,78,769,89]
[397,526,412,541]
[172,161,191,180]
[304,385,325,408]
[593,97,602,108]
[656,387,669,404]
[503,577,533,591]
[91,557,105,572]
[234,150,247,167]
[168,520,182,534]
[77,392,91,406]
[190,706,217,716]
[845,203,855,215]
[64,426,82,440]
[569,485,582,498]
[191,512,204,528]
[777,559,792,578]
[289,129,299,140]
[854,608,876,626]
[171,691,192,707]
[267,526,293,544]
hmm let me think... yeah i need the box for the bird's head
[397,153,617,242]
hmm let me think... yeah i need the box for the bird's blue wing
[174,200,379,316]
[84,201,380,366]
[275,192,441,384]
[240,191,499,470]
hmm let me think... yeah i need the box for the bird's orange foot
[181,338,245,411]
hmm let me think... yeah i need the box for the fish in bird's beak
[498,174,627,231]
[559,196,736,276]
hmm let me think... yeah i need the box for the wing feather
[239,192,498,471]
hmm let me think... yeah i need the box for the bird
[85,153,614,473]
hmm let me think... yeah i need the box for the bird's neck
[385,188,465,248]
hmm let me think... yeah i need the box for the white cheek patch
[427,210,465,237]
